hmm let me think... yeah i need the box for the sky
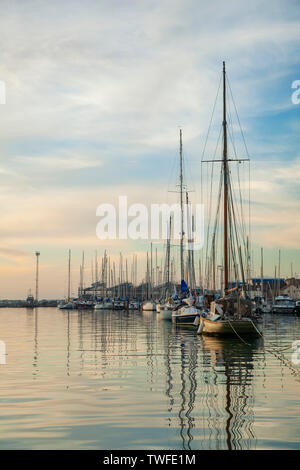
[0,0,299,298]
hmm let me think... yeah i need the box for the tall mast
[261,247,264,299]
[186,191,192,288]
[212,234,216,292]
[166,216,171,288]
[150,242,153,298]
[68,249,71,301]
[179,129,184,281]
[81,250,85,295]
[35,251,40,304]
[223,61,229,293]
[278,249,281,296]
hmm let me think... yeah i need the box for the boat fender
[194,313,200,326]
[197,319,204,334]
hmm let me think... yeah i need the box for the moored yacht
[197,62,262,337]
[172,296,198,324]
[142,301,156,311]
[272,295,296,314]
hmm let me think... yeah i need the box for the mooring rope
[227,318,300,378]
[227,319,252,346]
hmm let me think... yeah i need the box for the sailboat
[171,130,198,325]
[58,249,75,310]
[142,249,156,311]
[197,62,262,336]
[157,217,173,320]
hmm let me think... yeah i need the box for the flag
[180,280,188,293]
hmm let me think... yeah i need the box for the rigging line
[231,170,247,257]
[228,176,246,286]
[226,97,247,246]
[237,162,247,244]
[200,73,222,268]
[227,75,252,263]
[227,76,252,272]
[228,172,241,254]
[227,75,250,159]
[209,167,223,267]
[204,125,223,284]
[200,73,222,162]
[228,162,248,256]
[228,207,239,283]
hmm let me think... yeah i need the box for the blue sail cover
[180,280,188,293]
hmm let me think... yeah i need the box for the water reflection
[33,308,39,377]
[1,308,297,449]
[201,335,262,450]
[164,325,263,450]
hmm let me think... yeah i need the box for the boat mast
[223,61,229,293]
[261,247,264,300]
[68,249,71,301]
[179,129,184,281]
[167,216,171,288]
[150,242,153,298]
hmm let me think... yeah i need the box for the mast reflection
[200,335,262,450]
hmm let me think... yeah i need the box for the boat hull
[172,311,198,324]
[95,302,113,310]
[59,302,74,310]
[199,318,262,336]
[172,304,198,325]
[142,302,156,311]
[160,309,172,320]
[271,307,296,314]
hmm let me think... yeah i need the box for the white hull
[58,301,74,310]
[160,308,172,320]
[172,305,198,324]
[94,302,113,310]
[142,302,156,311]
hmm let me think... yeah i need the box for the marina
[0,0,299,456]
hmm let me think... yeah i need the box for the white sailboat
[160,300,174,320]
[142,301,156,311]
[172,295,198,324]
[170,130,198,325]
[142,249,156,311]
[58,249,75,310]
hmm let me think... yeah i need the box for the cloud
[0,0,299,296]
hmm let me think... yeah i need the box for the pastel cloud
[0,0,299,296]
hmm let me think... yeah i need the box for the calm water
[0,307,299,450]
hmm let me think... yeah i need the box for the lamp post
[35,251,40,305]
